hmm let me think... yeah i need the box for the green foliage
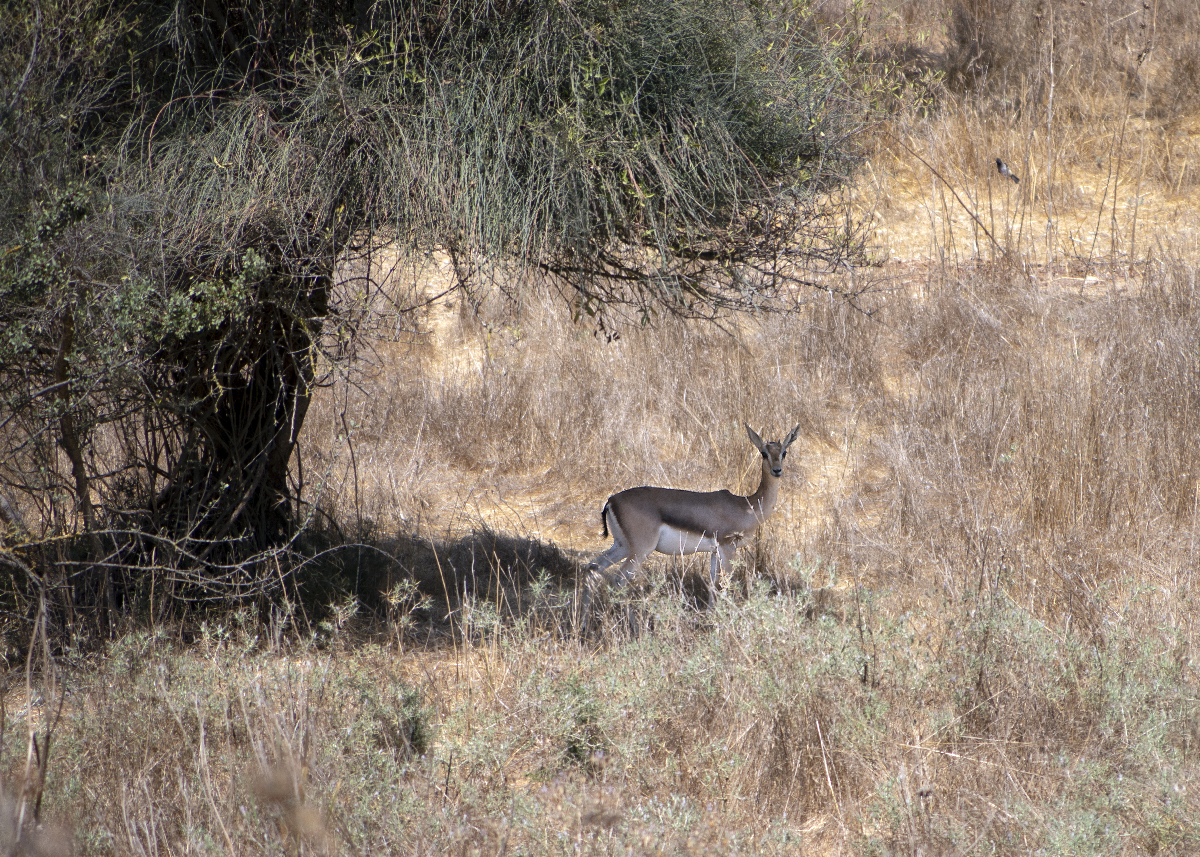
[0,2,135,231]
[162,248,264,338]
[349,0,869,316]
[0,188,90,356]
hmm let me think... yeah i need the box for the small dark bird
[996,158,1019,184]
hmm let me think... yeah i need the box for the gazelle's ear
[783,424,801,450]
[745,424,766,452]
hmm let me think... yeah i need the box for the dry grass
[855,0,1200,268]
[6,1,1200,854]
[12,249,1198,854]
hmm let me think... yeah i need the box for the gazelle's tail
[600,499,610,538]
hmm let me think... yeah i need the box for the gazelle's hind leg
[613,555,649,637]
[581,511,634,633]
[582,509,655,635]
[578,564,609,635]
[580,562,644,636]
[587,504,632,576]
[587,543,627,575]
[589,505,655,588]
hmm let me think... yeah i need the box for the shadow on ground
[302,526,583,634]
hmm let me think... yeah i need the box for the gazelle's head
[746,424,801,478]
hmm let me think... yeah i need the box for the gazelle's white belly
[655,524,719,556]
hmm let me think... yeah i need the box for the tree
[0,0,870,637]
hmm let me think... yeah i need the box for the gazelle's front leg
[708,550,722,587]
[710,540,741,587]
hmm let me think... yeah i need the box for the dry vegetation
[7,0,1200,854]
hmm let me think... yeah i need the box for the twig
[3,0,41,118]
[815,717,846,833]
[884,131,1006,258]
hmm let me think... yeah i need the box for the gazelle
[586,424,801,594]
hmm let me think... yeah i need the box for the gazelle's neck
[746,457,782,517]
